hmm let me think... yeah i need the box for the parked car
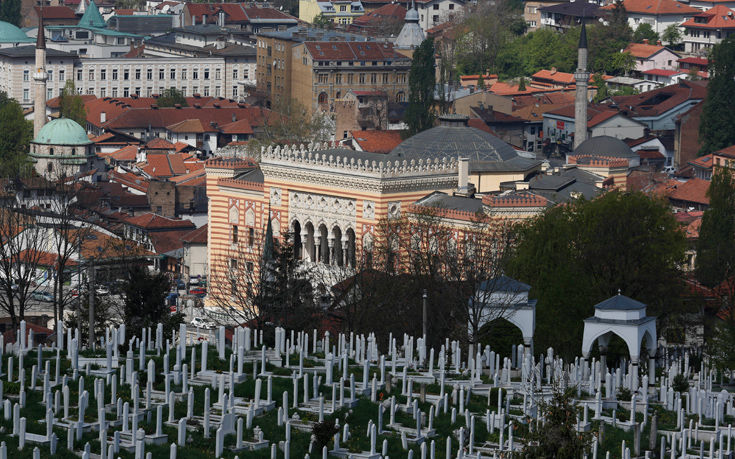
[31,291,54,302]
[190,317,214,329]
[189,287,207,297]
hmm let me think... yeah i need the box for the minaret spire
[33,13,48,138]
[573,22,589,150]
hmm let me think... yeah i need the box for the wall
[674,100,703,167]
[147,180,176,217]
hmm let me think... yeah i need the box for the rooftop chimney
[457,156,469,195]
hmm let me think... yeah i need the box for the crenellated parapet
[260,142,458,179]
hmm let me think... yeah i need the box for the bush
[312,418,339,450]
[617,387,632,401]
[673,374,689,393]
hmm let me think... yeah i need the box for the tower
[573,22,589,150]
[33,16,47,138]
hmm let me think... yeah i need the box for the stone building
[205,115,542,305]
[29,118,95,179]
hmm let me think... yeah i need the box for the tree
[123,265,183,339]
[63,289,116,347]
[246,100,330,159]
[699,37,735,154]
[592,73,610,103]
[405,38,436,136]
[156,88,187,108]
[0,0,21,27]
[0,92,32,177]
[517,76,526,91]
[696,167,735,369]
[0,207,47,330]
[524,386,595,458]
[633,23,658,43]
[312,13,334,29]
[662,24,683,48]
[59,80,87,127]
[507,191,687,358]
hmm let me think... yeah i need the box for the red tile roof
[169,168,206,186]
[689,154,713,168]
[34,5,77,19]
[110,145,138,162]
[532,69,576,85]
[109,169,149,193]
[609,80,707,117]
[350,130,404,154]
[601,0,699,15]
[546,104,625,127]
[149,230,187,255]
[642,68,684,76]
[624,42,665,58]
[682,5,735,29]
[678,56,709,66]
[141,153,197,178]
[219,118,254,135]
[304,41,407,61]
[715,144,735,159]
[351,3,405,25]
[124,213,195,230]
[488,81,551,96]
[181,224,208,244]
[146,137,176,150]
[668,178,710,206]
[104,106,272,131]
[115,8,136,15]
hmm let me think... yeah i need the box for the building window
[203,86,210,96]
[135,69,141,80]
[71,148,76,156]
[370,73,377,84]
[100,87,106,97]
[47,88,53,99]
[49,148,54,155]
[21,88,28,101]
[233,68,238,80]
[396,91,405,102]
[123,87,129,97]
[233,86,238,98]
[335,74,342,84]
[432,15,439,22]
[100,68,106,80]
[112,87,118,97]
[88,69,95,81]
[23,70,29,81]
[135,87,141,96]
[383,73,389,83]
[87,87,93,95]
[248,228,254,247]
[159,68,164,79]
[232,225,238,244]
[146,68,152,80]
[318,92,328,106]
[76,69,82,81]
[182,69,187,80]
[47,70,53,81]
[59,70,65,82]
[215,68,221,80]
[193,69,199,79]
[318,73,328,84]
[204,68,210,79]
[359,73,365,84]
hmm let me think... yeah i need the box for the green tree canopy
[633,23,659,43]
[662,24,683,47]
[123,265,183,339]
[156,88,187,107]
[59,80,87,127]
[506,191,686,358]
[405,38,436,136]
[0,92,32,177]
[699,36,735,154]
[0,0,21,27]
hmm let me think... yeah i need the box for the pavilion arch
[471,276,536,351]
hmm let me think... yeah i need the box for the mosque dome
[388,115,518,163]
[573,135,635,158]
[0,21,34,43]
[33,118,92,146]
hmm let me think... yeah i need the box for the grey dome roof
[394,11,424,49]
[389,116,518,163]
[574,135,635,158]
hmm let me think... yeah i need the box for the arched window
[47,163,53,173]
[71,148,76,156]
[49,148,54,156]
[318,92,328,106]
[396,91,406,102]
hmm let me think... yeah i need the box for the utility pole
[422,289,428,341]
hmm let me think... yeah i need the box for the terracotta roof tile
[109,170,149,193]
[601,0,699,15]
[34,5,77,19]
[667,178,710,205]
[124,213,195,230]
[110,145,138,162]
[715,144,735,158]
[624,42,665,58]
[181,224,208,244]
[304,41,407,61]
[682,5,735,29]
[146,137,176,150]
[350,130,404,154]
[219,118,254,135]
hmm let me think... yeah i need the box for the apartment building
[0,46,76,107]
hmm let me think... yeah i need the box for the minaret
[573,22,589,150]
[33,15,48,138]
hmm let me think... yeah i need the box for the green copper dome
[78,0,106,29]
[0,20,34,43]
[33,118,92,146]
